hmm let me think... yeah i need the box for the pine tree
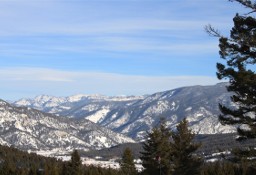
[61,162,72,175]
[0,157,16,175]
[171,118,202,175]
[68,150,82,175]
[218,14,256,139]
[206,0,256,140]
[119,147,137,175]
[140,118,173,175]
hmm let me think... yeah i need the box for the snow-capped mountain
[15,94,144,117]
[14,83,236,141]
[0,99,134,153]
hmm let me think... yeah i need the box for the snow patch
[86,108,110,123]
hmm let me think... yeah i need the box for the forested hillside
[0,144,121,175]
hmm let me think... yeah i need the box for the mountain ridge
[0,99,135,155]
[13,83,235,141]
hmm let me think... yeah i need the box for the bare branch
[204,24,222,37]
[244,9,256,15]
[229,0,256,11]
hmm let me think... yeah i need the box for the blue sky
[0,0,248,101]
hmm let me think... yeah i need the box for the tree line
[0,145,122,175]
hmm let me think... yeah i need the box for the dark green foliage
[0,145,122,175]
[0,145,63,175]
[201,1,256,174]
[83,165,120,175]
[216,1,256,140]
[140,118,202,175]
[70,150,82,175]
[171,118,202,175]
[1,135,256,175]
[119,147,137,175]
[80,133,256,161]
[209,0,256,168]
[201,161,237,175]
[140,118,173,175]
[0,157,16,175]
[200,160,256,175]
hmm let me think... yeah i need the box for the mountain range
[0,99,134,156]
[13,82,236,141]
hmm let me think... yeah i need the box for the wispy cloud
[0,19,227,36]
[0,0,240,101]
[0,34,219,57]
[0,0,234,57]
[0,67,74,82]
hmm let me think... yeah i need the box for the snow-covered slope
[14,83,236,141]
[0,100,134,153]
[15,94,144,115]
